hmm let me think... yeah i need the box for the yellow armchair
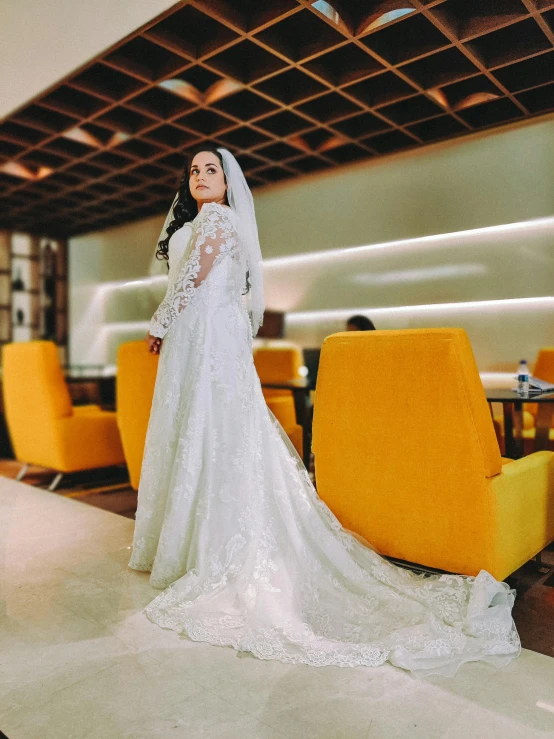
[528,347,554,426]
[312,328,554,581]
[254,345,304,456]
[533,348,554,387]
[265,395,303,458]
[494,348,554,454]
[116,340,159,490]
[254,345,303,400]
[2,341,125,489]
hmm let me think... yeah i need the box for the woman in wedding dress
[129,147,520,677]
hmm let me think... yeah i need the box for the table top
[485,388,554,403]
[261,380,314,391]
[261,384,554,401]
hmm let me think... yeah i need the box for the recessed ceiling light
[159,77,243,104]
[427,88,449,109]
[63,127,102,147]
[454,92,502,111]
[62,127,131,148]
[1,162,53,180]
[311,1,349,34]
[364,9,415,33]
[159,79,203,104]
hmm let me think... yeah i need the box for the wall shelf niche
[0,231,68,360]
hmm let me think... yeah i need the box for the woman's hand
[146,333,163,355]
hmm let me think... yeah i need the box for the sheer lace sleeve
[149,203,238,338]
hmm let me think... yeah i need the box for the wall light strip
[102,297,554,332]
[98,275,167,292]
[264,216,554,268]
[287,297,554,323]
[88,215,554,296]
[102,321,150,331]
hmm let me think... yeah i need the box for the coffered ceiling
[1,0,553,237]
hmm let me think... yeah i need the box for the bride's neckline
[194,202,233,220]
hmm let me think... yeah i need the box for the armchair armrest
[55,411,125,472]
[73,404,102,415]
[489,451,554,578]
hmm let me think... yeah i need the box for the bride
[129,147,520,677]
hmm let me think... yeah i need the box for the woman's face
[189,151,227,207]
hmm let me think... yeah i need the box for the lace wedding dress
[129,201,520,677]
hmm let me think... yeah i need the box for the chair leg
[15,463,29,482]
[48,473,63,492]
[535,551,550,575]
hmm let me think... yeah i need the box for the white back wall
[69,214,167,368]
[254,118,554,256]
[69,117,554,371]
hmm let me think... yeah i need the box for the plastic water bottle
[517,359,530,397]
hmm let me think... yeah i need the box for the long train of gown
[129,203,520,678]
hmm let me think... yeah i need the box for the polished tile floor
[3,457,554,663]
[2,478,554,739]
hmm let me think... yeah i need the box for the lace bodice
[149,202,239,339]
[167,222,192,283]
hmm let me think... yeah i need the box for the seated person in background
[346,314,376,331]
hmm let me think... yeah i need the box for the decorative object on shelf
[0,231,67,352]
[41,242,57,341]
[11,268,24,292]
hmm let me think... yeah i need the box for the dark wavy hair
[346,315,376,331]
[156,147,228,262]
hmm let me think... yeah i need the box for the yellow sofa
[2,341,125,489]
[312,328,554,580]
[254,345,304,456]
[116,340,159,490]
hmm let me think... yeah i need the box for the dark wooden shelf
[11,254,40,262]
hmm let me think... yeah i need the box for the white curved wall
[254,118,554,257]
[69,117,554,371]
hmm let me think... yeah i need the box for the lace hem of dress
[141,566,520,678]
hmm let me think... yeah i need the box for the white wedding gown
[130,202,520,677]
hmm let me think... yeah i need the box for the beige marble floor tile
[110,610,201,658]
[426,651,554,736]
[146,634,296,690]
[1,652,202,739]
[0,607,132,716]
[442,703,554,739]
[3,479,554,739]
[114,688,290,739]
[2,567,148,629]
[143,639,462,738]
[250,669,465,739]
